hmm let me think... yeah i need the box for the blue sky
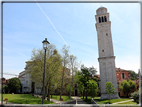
[3,3,140,79]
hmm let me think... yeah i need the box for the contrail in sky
[35,1,67,45]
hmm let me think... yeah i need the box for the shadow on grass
[9,99,54,104]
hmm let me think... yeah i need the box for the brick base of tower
[100,92,120,99]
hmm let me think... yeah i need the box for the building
[94,68,139,97]
[18,61,71,94]
[95,7,119,99]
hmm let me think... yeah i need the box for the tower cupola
[95,6,109,23]
[96,7,107,15]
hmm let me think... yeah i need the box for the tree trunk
[60,86,62,100]
[83,90,84,99]
[40,87,43,95]
[109,94,110,103]
[48,89,50,101]
[85,91,87,100]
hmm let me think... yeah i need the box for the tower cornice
[95,13,109,17]
[98,56,116,61]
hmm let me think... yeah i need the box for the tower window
[104,16,107,22]
[106,33,108,36]
[102,16,104,22]
[102,50,104,52]
[99,17,101,23]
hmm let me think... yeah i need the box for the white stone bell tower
[95,7,119,99]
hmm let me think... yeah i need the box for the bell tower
[95,7,119,99]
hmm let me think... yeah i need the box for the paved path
[72,96,87,104]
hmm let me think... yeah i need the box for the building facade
[95,7,119,99]
[95,68,139,97]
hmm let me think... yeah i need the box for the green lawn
[81,96,132,104]
[50,95,73,102]
[115,101,137,104]
[3,94,54,104]
[110,101,139,107]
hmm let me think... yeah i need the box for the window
[102,50,104,52]
[106,33,108,36]
[99,17,101,23]
[104,16,107,22]
[102,16,104,22]
[122,73,125,79]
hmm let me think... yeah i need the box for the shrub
[131,91,139,104]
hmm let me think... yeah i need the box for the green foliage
[66,84,73,94]
[75,64,98,100]
[119,80,136,97]
[27,44,62,98]
[105,82,115,95]
[6,77,21,93]
[131,89,139,104]
[2,85,9,94]
[87,80,98,97]
[129,70,138,80]
[119,80,130,96]
[105,82,115,103]
[128,80,136,91]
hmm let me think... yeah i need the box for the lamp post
[42,38,50,104]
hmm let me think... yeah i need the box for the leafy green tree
[119,80,136,98]
[2,85,9,94]
[27,44,62,101]
[66,84,73,95]
[59,45,70,100]
[119,80,130,97]
[6,77,21,93]
[105,82,115,103]
[128,80,136,92]
[129,70,138,80]
[131,88,140,104]
[87,80,98,98]
[75,64,97,100]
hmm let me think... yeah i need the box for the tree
[131,88,140,104]
[105,82,115,103]
[128,80,136,92]
[27,44,62,101]
[119,80,130,97]
[119,80,136,98]
[6,77,21,93]
[129,70,138,80]
[75,64,98,100]
[60,45,70,100]
[87,80,98,98]
[66,84,73,95]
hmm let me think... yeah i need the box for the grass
[50,95,73,102]
[110,101,139,107]
[80,96,132,104]
[115,101,137,104]
[3,94,54,104]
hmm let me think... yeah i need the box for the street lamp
[42,38,50,104]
